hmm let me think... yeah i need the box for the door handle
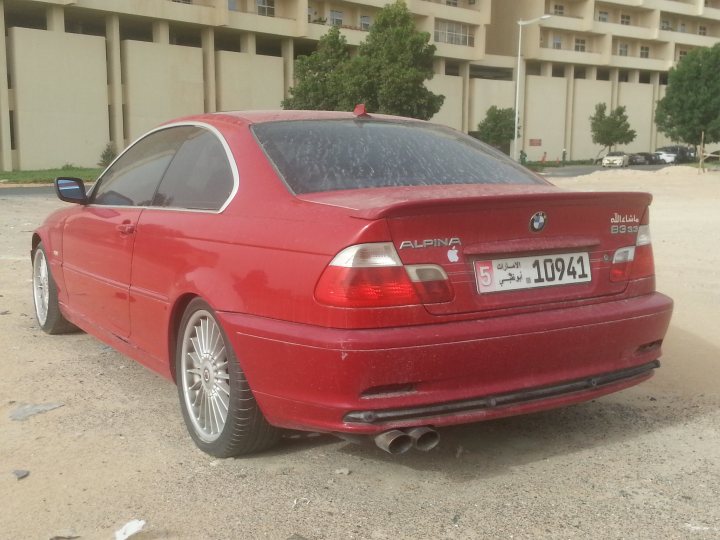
[117,222,135,235]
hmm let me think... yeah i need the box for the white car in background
[602,151,629,167]
[654,150,677,164]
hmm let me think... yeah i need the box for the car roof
[166,110,424,127]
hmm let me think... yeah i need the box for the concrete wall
[8,27,108,169]
[215,51,284,111]
[426,74,464,130]
[571,79,612,160]
[617,82,655,153]
[523,75,567,161]
[469,78,514,131]
[122,40,204,141]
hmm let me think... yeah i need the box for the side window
[92,127,194,206]
[152,128,235,211]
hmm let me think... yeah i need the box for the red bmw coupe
[31,110,673,456]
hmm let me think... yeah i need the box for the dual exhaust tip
[374,427,439,454]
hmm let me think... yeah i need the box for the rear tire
[176,298,280,457]
[32,243,76,334]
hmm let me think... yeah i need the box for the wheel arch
[31,233,42,257]
[168,293,200,382]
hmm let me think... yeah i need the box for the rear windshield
[252,119,542,194]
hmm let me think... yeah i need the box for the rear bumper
[218,292,673,434]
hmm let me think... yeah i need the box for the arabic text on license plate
[474,252,592,293]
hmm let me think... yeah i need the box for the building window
[446,0,458,6]
[554,4,564,16]
[574,38,586,52]
[678,49,688,60]
[661,20,671,30]
[360,15,371,31]
[434,20,475,47]
[679,22,686,32]
[330,10,343,26]
[618,43,628,56]
[553,36,562,49]
[228,0,239,10]
[640,45,650,58]
[699,25,707,35]
[598,11,608,22]
[620,14,631,25]
[256,0,275,17]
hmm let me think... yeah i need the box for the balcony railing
[540,44,596,53]
[170,0,216,6]
[227,3,296,20]
[309,21,371,32]
[422,0,480,9]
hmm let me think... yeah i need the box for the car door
[61,126,194,338]
[129,126,237,362]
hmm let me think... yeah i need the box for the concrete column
[433,57,446,75]
[628,69,640,83]
[650,72,661,150]
[460,62,470,133]
[202,28,216,113]
[610,68,619,108]
[106,14,124,152]
[586,66,598,80]
[281,38,294,99]
[540,62,552,77]
[295,0,309,36]
[153,20,170,44]
[240,32,256,54]
[0,0,12,170]
[564,65,574,159]
[46,5,64,32]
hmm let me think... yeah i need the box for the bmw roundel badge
[530,211,547,233]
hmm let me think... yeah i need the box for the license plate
[474,252,592,293]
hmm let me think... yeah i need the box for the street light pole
[513,14,552,162]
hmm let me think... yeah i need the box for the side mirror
[55,177,88,205]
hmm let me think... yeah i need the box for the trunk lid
[300,185,652,315]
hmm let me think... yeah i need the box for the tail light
[610,224,655,282]
[315,243,454,307]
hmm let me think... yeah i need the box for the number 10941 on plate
[474,252,592,293]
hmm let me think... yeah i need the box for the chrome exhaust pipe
[374,429,413,454]
[405,427,440,452]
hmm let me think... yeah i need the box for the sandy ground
[1,167,719,540]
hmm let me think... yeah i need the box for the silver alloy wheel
[32,249,49,326]
[180,310,230,443]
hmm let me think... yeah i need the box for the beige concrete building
[0,0,718,170]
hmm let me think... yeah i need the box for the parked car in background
[629,154,647,165]
[602,151,629,167]
[654,150,677,164]
[656,145,692,164]
[629,153,657,165]
[31,110,673,457]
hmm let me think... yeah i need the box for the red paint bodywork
[34,111,673,436]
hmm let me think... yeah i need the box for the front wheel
[176,298,280,457]
[32,243,76,334]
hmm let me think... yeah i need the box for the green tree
[474,106,515,153]
[590,103,636,153]
[284,1,444,120]
[282,26,350,110]
[343,1,443,119]
[655,44,720,148]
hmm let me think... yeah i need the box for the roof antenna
[353,103,370,117]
